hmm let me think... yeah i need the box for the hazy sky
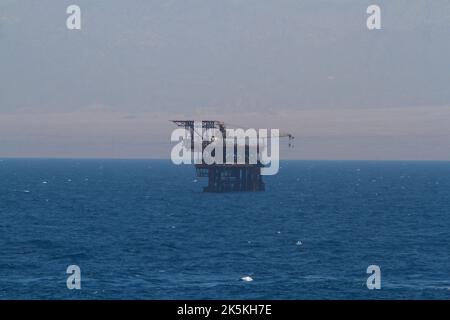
[1,0,449,159]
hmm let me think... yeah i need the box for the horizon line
[0,156,449,162]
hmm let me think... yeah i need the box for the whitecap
[241,276,253,282]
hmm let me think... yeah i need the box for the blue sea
[0,159,449,299]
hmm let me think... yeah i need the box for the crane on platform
[170,120,294,192]
[171,120,294,147]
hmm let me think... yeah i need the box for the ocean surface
[0,159,449,299]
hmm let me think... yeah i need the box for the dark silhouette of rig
[171,120,293,193]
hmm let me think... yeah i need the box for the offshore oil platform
[171,120,293,192]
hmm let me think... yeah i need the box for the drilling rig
[171,120,294,192]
